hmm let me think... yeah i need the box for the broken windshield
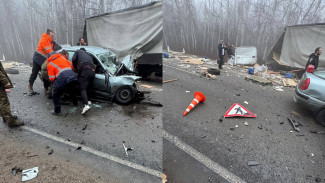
[97,52,118,74]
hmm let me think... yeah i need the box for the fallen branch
[163,78,179,83]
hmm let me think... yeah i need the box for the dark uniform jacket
[305,53,319,70]
[228,46,235,56]
[72,49,95,74]
[218,43,225,57]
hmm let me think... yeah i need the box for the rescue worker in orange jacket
[47,50,78,115]
[29,29,55,95]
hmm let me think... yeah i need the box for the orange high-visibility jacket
[47,53,73,82]
[36,33,53,58]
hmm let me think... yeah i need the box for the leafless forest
[1,0,324,62]
[0,0,154,61]
[163,0,325,61]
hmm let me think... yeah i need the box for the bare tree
[0,0,155,61]
[163,0,325,61]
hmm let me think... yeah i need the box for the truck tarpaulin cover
[86,1,162,60]
[267,24,325,70]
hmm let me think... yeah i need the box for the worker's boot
[6,118,24,127]
[28,83,34,92]
[11,115,18,120]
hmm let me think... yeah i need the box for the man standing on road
[29,29,56,95]
[72,48,95,115]
[218,40,226,69]
[0,61,24,127]
[305,47,322,70]
[48,50,78,115]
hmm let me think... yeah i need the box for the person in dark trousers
[72,48,95,114]
[227,44,236,65]
[48,50,78,115]
[228,44,235,59]
[305,47,322,70]
[29,29,55,94]
[0,61,24,127]
[218,40,226,69]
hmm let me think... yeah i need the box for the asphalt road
[163,58,325,183]
[2,64,163,183]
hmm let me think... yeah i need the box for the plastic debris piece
[22,167,39,182]
[91,104,102,108]
[162,173,167,183]
[12,167,23,176]
[82,124,88,130]
[287,118,300,132]
[247,161,259,166]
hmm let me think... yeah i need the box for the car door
[89,54,110,93]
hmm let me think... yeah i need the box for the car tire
[115,86,134,104]
[316,109,325,127]
[5,68,19,75]
[207,68,220,75]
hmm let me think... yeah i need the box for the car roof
[61,46,113,55]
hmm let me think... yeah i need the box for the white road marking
[21,126,161,178]
[163,130,247,183]
[164,64,200,76]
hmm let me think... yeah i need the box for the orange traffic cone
[183,91,206,116]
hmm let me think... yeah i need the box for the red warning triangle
[224,103,256,118]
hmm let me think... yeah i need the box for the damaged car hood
[115,55,136,75]
[121,55,134,72]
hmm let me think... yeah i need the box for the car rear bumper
[294,86,325,113]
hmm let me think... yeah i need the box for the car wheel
[115,86,134,104]
[316,109,325,127]
[5,68,19,75]
[207,68,220,75]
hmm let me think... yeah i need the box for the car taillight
[300,78,310,90]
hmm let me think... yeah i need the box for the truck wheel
[316,109,325,127]
[207,68,220,75]
[115,86,134,104]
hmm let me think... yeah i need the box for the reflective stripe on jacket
[36,33,53,58]
[47,53,73,82]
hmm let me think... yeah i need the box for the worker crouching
[47,50,78,115]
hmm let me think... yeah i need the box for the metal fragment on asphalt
[247,161,259,166]
[287,117,300,132]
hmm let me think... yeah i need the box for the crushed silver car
[62,46,141,104]
[294,65,325,126]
